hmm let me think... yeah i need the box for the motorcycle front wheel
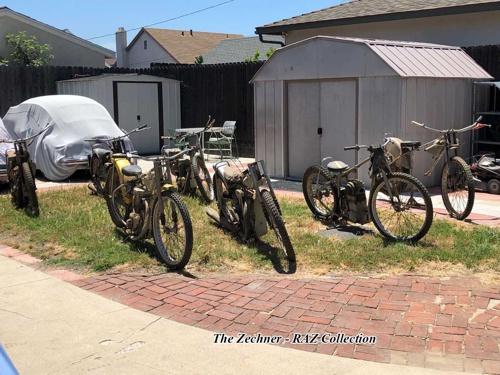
[261,190,296,262]
[151,191,193,270]
[441,156,475,220]
[369,172,433,243]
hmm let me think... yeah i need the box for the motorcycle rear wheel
[302,165,338,221]
[105,168,127,228]
[9,165,24,209]
[91,155,108,196]
[192,153,214,203]
[21,162,39,217]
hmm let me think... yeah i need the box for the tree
[245,47,276,62]
[194,55,204,64]
[5,31,54,66]
[245,50,261,63]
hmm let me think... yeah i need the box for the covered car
[0,117,14,183]
[2,95,132,181]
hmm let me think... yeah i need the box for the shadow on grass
[206,221,297,275]
[254,240,297,275]
[112,229,198,278]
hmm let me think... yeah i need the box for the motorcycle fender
[113,158,132,183]
[161,184,175,191]
[253,200,268,238]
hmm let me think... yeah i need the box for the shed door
[287,82,321,178]
[114,82,162,154]
[287,80,357,179]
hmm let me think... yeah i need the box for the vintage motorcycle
[105,148,194,270]
[162,117,215,203]
[206,160,296,262]
[2,125,51,216]
[85,124,148,196]
[302,137,433,243]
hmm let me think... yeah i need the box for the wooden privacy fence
[0,62,264,157]
[1,46,500,157]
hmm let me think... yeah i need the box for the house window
[144,40,147,50]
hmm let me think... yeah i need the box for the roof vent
[190,29,193,36]
[181,31,184,36]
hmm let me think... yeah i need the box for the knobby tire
[441,156,475,220]
[21,162,39,217]
[369,172,433,243]
[151,191,193,270]
[261,190,296,262]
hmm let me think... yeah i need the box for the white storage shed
[251,36,492,186]
[57,74,181,154]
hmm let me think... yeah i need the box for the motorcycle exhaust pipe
[206,208,237,233]
[206,207,221,223]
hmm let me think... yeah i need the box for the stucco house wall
[0,7,114,68]
[126,34,176,69]
[285,10,500,47]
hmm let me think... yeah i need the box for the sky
[2,1,344,52]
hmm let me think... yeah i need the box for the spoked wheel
[261,190,296,262]
[105,168,127,228]
[151,191,193,270]
[9,165,24,208]
[441,156,475,220]
[91,155,108,196]
[302,165,338,220]
[369,172,433,243]
[192,153,214,203]
[21,162,39,217]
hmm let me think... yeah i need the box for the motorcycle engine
[345,179,369,224]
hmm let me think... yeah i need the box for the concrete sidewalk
[0,254,469,375]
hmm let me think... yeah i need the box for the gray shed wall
[57,76,181,151]
[255,76,476,186]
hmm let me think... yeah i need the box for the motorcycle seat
[94,148,112,160]
[327,160,349,173]
[122,165,142,177]
[223,166,243,183]
[401,141,421,149]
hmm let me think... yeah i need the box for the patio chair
[164,128,188,149]
[205,121,238,161]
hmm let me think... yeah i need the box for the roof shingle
[257,0,500,31]
[133,28,243,64]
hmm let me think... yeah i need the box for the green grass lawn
[0,186,499,277]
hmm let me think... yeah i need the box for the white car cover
[2,95,129,181]
[0,117,13,167]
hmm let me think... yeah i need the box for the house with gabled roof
[0,7,114,67]
[202,35,284,64]
[115,27,243,68]
[255,0,500,47]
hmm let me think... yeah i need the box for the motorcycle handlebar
[411,117,487,133]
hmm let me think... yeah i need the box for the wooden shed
[57,74,181,154]
[251,36,492,185]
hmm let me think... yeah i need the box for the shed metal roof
[359,37,492,78]
[251,36,493,82]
